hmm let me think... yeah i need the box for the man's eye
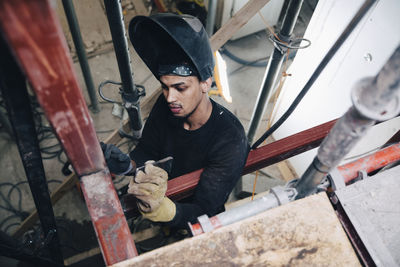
[162,85,168,90]
[176,87,186,91]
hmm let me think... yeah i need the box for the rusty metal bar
[0,0,137,264]
[338,142,400,184]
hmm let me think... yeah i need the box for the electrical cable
[251,0,376,149]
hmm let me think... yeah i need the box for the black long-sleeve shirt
[130,95,249,228]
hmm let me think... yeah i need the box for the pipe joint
[352,77,400,121]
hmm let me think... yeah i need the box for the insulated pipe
[295,45,400,199]
[189,186,296,235]
[247,0,304,143]
[62,0,99,113]
[103,0,143,138]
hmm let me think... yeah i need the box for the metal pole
[0,35,63,264]
[103,0,143,138]
[247,0,304,144]
[62,0,99,112]
[206,0,217,36]
[295,45,400,199]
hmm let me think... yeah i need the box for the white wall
[272,0,400,176]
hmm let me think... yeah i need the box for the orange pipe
[338,142,400,184]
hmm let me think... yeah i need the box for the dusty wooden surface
[112,193,360,267]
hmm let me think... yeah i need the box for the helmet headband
[158,63,199,78]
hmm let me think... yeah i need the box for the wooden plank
[64,225,161,266]
[111,193,361,267]
[276,161,296,181]
[210,0,271,51]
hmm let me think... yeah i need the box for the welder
[101,13,249,230]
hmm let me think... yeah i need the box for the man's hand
[100,142,133,175]
[128,162,176,222]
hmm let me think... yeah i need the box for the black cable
[251,0,377,149]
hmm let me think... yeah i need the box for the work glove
[128,162,176,222]
[100,142,133,175]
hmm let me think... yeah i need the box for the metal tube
[296,45,400,199]
[217,193,280,225]
[62,0,99,112]
[103,0,143,137]
[247,0,304,143]
[206,0,217,36]
[0,36,63,264]
[338,142,400,184]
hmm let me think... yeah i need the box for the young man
[102,13,249,229]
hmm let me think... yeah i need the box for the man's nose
[166,88,177,103]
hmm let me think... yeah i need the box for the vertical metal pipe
[62,0,99,112]
[206,0,217,36]
[0,36,63,264]
[247,0,304,143]
[295,46,400,199]
[103,0,143,137]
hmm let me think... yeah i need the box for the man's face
[160,75,207,118]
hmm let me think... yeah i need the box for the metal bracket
[270,185,297,205]
[328,168,346,190]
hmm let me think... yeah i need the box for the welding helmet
[128,13,214,81]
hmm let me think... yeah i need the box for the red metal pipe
[0,0,137,264]
[338,142,400,184]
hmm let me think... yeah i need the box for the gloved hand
[128,162,176,222]
[100,142,133,175]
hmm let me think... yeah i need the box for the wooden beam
[210,0,271,51]
[111,194,361,267]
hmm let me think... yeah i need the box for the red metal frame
[0,0,137,264]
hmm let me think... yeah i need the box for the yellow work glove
[127,162,168,213]
[141,197,176,222]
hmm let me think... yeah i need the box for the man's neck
[183,97,212,131]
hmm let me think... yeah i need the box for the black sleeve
[166,128,249,229]
[129,95,165,167]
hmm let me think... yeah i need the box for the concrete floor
[0,1,314,264]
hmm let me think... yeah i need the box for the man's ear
[200,77,212,93]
